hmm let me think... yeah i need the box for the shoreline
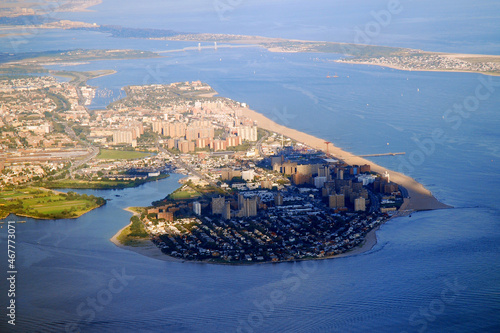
[110,208,184,263]
[241,107,451,211]
[335,60,500,77]
[109,105,450,265]
[109,212,390,265]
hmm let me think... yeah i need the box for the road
[157,143,220,189]
[256,132,269,157]
[69,146,100,179]
[368,189,379,214]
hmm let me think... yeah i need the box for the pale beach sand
[241,108,452,211]
[332,226,380,259]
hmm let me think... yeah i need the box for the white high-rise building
[193,201,201,215]
[237,125,258,142]
[383,171,390,183]
[314,176,327,189]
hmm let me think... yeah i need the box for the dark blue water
[1,177,499,333]
[1,1,500,332]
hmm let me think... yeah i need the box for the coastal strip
[110,208,183,263]
[110,206,385,263]
[110,103,448,264]
[162,34,500,77]
[241,108,451,211]
[336,58,500,77]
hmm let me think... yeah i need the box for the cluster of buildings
[151,108,258,153]
[85,81,260,154]
[340,54,500,74]
[0,158,66,186]
[139,143,404,263]
[0,76,93,187]
[112,121,144,147]
[147,184,388,262]
[268,152,399,212]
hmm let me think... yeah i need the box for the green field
[169,185,201,200]
[0,187,105,219]
[97,149,153,160]
[42,174,169,190]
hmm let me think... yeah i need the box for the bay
[1,0,499,332]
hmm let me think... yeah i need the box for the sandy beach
[332,225,380,259]
[242,108,451,211]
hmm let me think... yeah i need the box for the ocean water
[1,1,500,332]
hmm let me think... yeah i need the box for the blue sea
[0,1,499,332]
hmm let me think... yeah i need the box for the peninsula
[0,37,452,261]
[162,33,500,76]
[104,81,450,264]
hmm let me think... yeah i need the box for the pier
[358,152,406,157]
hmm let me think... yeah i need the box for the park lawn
[169,187,201,200]
[28,200,92,214]
[0,187,105,219]
[97,149,152,160]
[43,174,169,190]
[20,194,98,215]
[0,190,29,199]
[44,179,132,189]
[0,187,45,202]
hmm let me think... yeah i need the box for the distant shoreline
[336,59,500,77]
